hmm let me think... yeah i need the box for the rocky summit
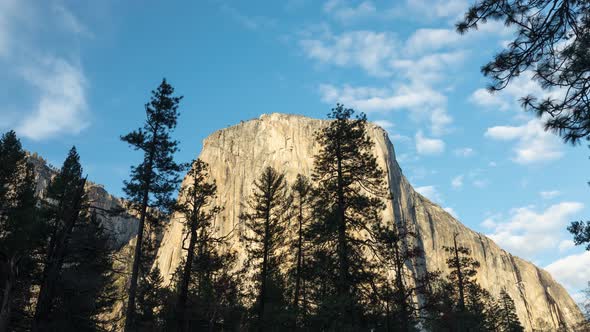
[151,113,583,331]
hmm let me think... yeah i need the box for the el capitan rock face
[153,113,584,331]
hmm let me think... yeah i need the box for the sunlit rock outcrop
[154,113,584,331]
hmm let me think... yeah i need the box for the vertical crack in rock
[509,254,534,328]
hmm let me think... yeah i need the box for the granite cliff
[153,113,584,331]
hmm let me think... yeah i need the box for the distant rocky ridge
[152,113,584,331]
[27,153,138,249]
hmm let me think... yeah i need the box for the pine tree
[457,0,590,144]
[136,266,167,331]
[309,104,387,329]
[32,147,87,331]
[171,159,222,331]
[440,233,493,331]
[288,174,313,328]
[0,131,43,331]
[443,233,480,313]
[121,78,184,331]
[373,222,438,332]
[240,166,291,330]
[496,290,524,332]
[46,211,117,331]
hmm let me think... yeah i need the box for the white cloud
[558,240,575,252]
[471,71,565,113]
[473,179,489,188]
[319,83,444,112]
[302,29,465,135]
[300,30,397,77]
[220,4,276,30]
[444,207,458,218]
[53,4,92,37]
[451,175,463,188]
[485,118,564,164]
[488,161,497,167]
[546,251,590,294]
[415,185,443,203]
[319,83,453,135]
[323,0,376,21]
[405,29,461,54]
[391,50,467,83]
[485,202,584,258]
[404,0,468,19]
[16,56,89,140]
[454,147,474,157]
[373,119,394,129]
[415,130,445,155]
[540,190,561,199]
[470,88,510,111]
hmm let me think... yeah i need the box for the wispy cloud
[415,185,443,203]
[220,3,276,30]
[485,118,564,164]
[53,4,92,37]
[16,56,89,140]
[323,0,377,22]
[483,202,584,258]
[451,175,464,188]
[454,147,474,157]
[540,190,561,199]
[546,251,590,296]
[415,130,445,155]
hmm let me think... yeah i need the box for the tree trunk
[257,201,271,332]
[0,257,17,332]
[292,198,303,328]
[453,234,465,312]
[124,127,158,332]
[393,240,410,332]
[176,198,200,332]
[335,141,351,324]
[33,178,86,332]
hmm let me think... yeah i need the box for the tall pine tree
[372,222,438,332]
[288,174,313,328]
[240,166,291,330]
[309,104,387,329]
[170,159,233,331]
[32,147,87,331]
[496,290,524,332]
[121,79,184,331]
[0,131,43,331]
[46,211,117,331]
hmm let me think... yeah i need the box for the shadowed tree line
[0,80,535,331]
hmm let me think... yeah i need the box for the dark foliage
[240,166,291,330]
[121,78,184,331]
[458,0,590,144]
[307,104,387,330]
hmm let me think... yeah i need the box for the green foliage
[120,78,184,330]
[33,147,88,331]
[285,174,313,328]
[568,220,590,250]
[494,290,525,332]
[372,223,438,332]
[457,0,590,144]
[0,131,44,331]
[136,267,167,331]
[240,166,291,330]
[47,212,117,331]
[307,104,387,330]
[163,159,244,331]
[121,78,184,217]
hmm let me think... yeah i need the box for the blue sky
[1,0,589,301]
